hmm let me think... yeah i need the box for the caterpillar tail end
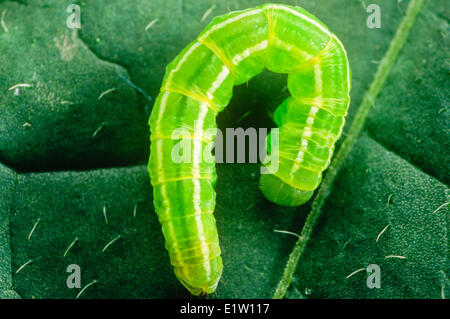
[259,174,314,207]
[174,257,223,296]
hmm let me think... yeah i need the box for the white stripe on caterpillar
[206,65,230,101]
[267,4,332,37]
[231,40,269,65]
[199,9,264,40]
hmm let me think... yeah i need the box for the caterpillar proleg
[148,3,351,295]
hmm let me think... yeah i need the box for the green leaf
[0,163,17,293]
[288,134,448,298]
[0,0,447,299]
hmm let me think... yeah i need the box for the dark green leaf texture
[289,135,448,298]
[0,0,448,298]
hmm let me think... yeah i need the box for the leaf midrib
[272,0,426,299]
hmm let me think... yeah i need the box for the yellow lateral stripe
[168,242,220,263]
[289,37,333,73]
[280,146,331,168]
[276,153,324,173]
[264,4,331,37]
[171,241,219,254]
[161,86,220,113]
[158,210,215,223]
[265,6,319,63]
[171,254,221,267]
[273,37,314,60]
[294,97,349,116]
[166,233,216,244]
[265,6,276,47]
[283,124,340,142]
[153,175,215,186]
[197,36,238,80]
[310,38,334,65]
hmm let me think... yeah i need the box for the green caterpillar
[148,3,350,295]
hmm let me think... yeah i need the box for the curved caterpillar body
[148,3,350,295]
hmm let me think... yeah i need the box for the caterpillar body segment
[148,3,351,295]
